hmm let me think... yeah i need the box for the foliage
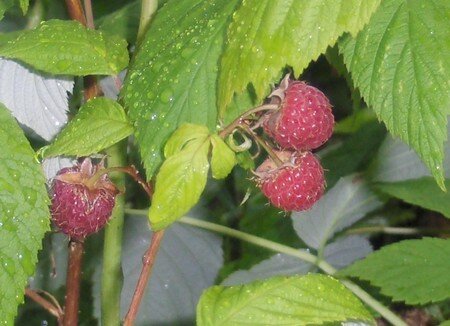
[340,238,450,305]
[0,105,50,323]
[0,0,448,325]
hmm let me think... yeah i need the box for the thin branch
[83,0,95,29]
[218,104,278,139]
[64,0,87,25]
[240,125,283,166]
[86,165,153,198]
[346,226,450,236]
[63,239,85,326]
[65,0,101,100]
[123,230,165,326]
[137,0,158,43]
[25,288,63,324]
[25,0,44,29]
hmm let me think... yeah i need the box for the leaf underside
[0,58,73,141]
[113,215,223,324]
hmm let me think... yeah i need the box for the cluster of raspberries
[255,78,334,212]
[49,77,333,239]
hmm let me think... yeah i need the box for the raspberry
[50,158,118,239]
[263,79,334,150]
[255,151,324,211]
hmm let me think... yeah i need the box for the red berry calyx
[255,151,325,211]
[50,158,119,239]
[263,75,334,151]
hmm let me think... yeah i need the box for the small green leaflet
[375,178,450,219]
[149,124,236,230]
[339,0,450,190]
[0,104,50,323]
[210,134,236,179]
[197,274,374,325]
[44,97,133,158]
[0,19,128,76]
[149,136,210,231]
[340,238,450,305]
[96,1,141,44]
[218,0,381,113]
[164,124,210,158]
[121,0,240,179]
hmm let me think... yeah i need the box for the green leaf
[210,134,236,179]
[340,238,450,305]
[375,177,450,219]
[0,104,50,323]
[333,109,378,134]
[164,123,210,158]
[0,19,128,75]
[121,0,240,179]
[149,136,211,231]
[218,0,381,112]
[0,0,23,20]
[18,0,27,13]
[96,1,140,44]
[44,97,133,157]
[197,274,374,325]
[221,89,256,126]
[339,0,450,189]
[235,151,255,170]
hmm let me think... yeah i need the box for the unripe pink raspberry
[255,151,324,211]
[263,79,334,150]
[50,158,118,239]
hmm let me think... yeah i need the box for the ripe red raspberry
[50,158,118,239]
[263,79,334,150]
[255,151,324,211]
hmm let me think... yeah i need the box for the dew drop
[160,89,174,103]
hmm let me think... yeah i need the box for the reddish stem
[25,288,63,324]
[123,230,165,326]
[83,0,95,29]
[218,103,278,139]
[63,239,84,326]
[86,166,153,198]
[64,0,86,25]
[240,125,284,167]
[65,0,101,100]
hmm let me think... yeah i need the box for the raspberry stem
[240,125,284,167]
[25,288,63,323]
[85,166,153,197]
[218,103,278,139]
[63,239,84,326]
